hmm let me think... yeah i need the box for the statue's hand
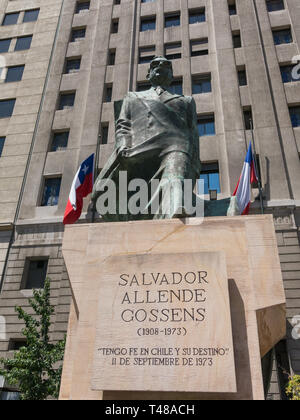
[227,196,240,217]
[116,136,131,151]
[119,147,130,158]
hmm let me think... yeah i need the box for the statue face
[147,57,173,87]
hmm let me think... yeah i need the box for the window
[168,80,183,95]
[280,65,298,83]
[165,13,180,28]
[114,0,121,4]
[228,1,237,15]
[238,69,247,86]
[200,162,220,195]
[51,131,69,151]
[2,13,19,26]
[111,19,119,34]
[197,115,215,136]
[140,17,156,31]
[41,178,61,206]
[233,32,242,48]
[289,106,300,127]
[23,9,39,23]
[65,58,81,74]
[58,93,75,110]
[0,137,5,156]
[243,108,253,130]
[76,1,90,13]
[104,85,112,102]
[189,9,206,24]
[22,258,49,289]
[266,0,285,12]
[0,99,16,118]
[192,75,212,94]
[137,82,151,92]
[190,39,209,57]
[8,339,27,351]
[141,0,155,2]
[139,46,155,64]
[273,28,292,45]
[101,124,109,144]
[14,35,32,51]
[5,65,25,83]
[71,28,86,42]
[108,50,116,65]
[0,39,11,53]
[165,42,181,60]
[274,340,291,400]
[0,391,20,401]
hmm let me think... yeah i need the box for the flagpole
[92,133,102,223]
[250,119,264,214]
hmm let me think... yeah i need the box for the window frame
[5,65,25,83]
[70,27,86,42]
[189,9,206,25]
[75,1,90,14]
[273,28,293,45]
[139,46,155,64]
[280,64,299,83]
[266,0,285,12]
[58,92,76,110]
[23,9,40,23]
[0,38,11,53]
[289,106,300,128]
[164,13,181,28]
[192,74,212,94]
[65,57,81,74]
[232,32,242,48]
[2,12,19,26]
[243,108,253,130]
[197,114,216,137]
[0,136,5,156]
[40,177,62,207]
[14,35,33,51]
[199,162,221,195]
[140,17,156,32]
[50,131,69,151]
[0,99,16,119]
[104,84,113,103]
[100,124,109,144]
[238,69,247,86]
[21,257,49,290]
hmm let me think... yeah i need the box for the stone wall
[0,224,71,359]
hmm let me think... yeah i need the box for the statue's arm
[115,93,132,150]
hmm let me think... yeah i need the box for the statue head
[146,56,173,88]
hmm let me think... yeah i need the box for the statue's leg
[153,152,191,220]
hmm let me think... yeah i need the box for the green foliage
[286,375,300,401]
[0,278,65,400]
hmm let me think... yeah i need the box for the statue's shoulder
[131,89,152,99]
[182,95,195,104]
[123,91,138,100]
[182,95,196,109]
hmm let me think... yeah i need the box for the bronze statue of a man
[92,56,201,221]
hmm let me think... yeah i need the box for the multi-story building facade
[0,0,299,400]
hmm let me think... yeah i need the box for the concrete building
[0,0,299,400]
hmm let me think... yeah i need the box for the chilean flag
[233,142,258,215]
[63,154,95,225]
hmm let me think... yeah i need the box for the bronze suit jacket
[115,87,200,172]
[92,88,201,205]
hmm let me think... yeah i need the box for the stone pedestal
[59,215,286,400]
